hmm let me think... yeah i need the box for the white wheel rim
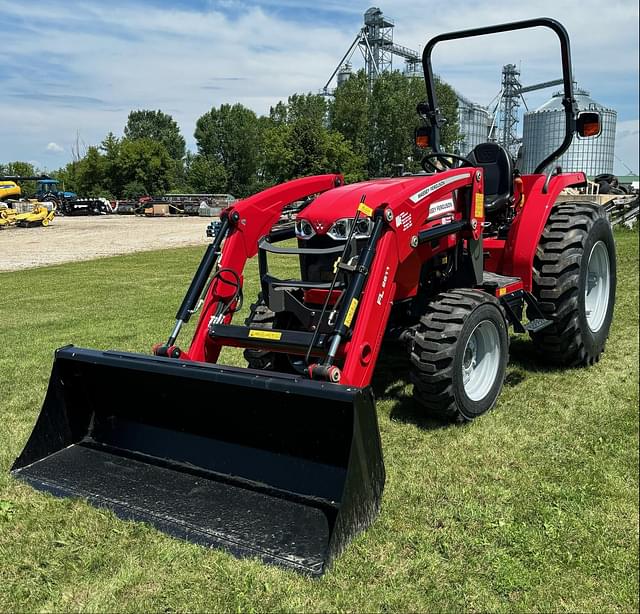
[585,240,610,333]
[462,320,501,402]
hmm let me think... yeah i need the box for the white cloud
[46,142,64,153]
[0,0,637,174]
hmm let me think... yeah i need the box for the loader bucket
[11,346,384,576]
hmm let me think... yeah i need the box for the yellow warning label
[474,192,484,218]
[344,298,359,327]
[248,329,282,340]
[498,287,507,297]
[357,202,373,217]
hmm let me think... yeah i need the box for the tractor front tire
[410,289,509,422]
[530,201,616,366]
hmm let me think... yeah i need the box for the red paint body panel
[177,167,584,388]
[502,172,585,289]
[483,238,506,273]
[184,170,481,386]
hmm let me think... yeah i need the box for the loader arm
[186,174,344,362]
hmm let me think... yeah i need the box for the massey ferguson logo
[428,198,455,219]
[409,172,471,203]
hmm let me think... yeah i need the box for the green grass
[0,230,638,612]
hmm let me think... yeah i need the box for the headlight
[327,217,373,240]
[295,218,316,239]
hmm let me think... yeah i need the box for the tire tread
[409,289,504,421]
[531,201,612,366]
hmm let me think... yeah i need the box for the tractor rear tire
[530,201,616,366]
[409,289,509,422]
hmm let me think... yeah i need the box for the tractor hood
[298,174,467,236]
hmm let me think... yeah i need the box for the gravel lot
[0,215,210,272]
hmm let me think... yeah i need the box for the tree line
[3,71,460,200]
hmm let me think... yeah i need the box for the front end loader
[12,18,616,576]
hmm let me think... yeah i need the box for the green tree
[262,93,365,184]
[0,161,37,177]
[194,104,262,197]
[50,134,174,199]
[330,70,459,176]
[122,180,147,200]
[432,76,460,154]
[329,70,369,160]
[124,110,186,160]
[53,163,79,195]
[186,154,227,193]
[100,132,122,196]
[368,72,424,175]
[75,146,107,196]
[115,138,174,196]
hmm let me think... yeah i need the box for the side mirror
[576,111,602,138]
[414,126,431,149]
[416,101,431,117]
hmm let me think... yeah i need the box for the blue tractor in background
[36,179,77,201]
[37,179,113,215]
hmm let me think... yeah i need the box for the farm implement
[12,18,616,576]
[0,202,55,228]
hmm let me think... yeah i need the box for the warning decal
[474,193,484,218]
[395,211,413,231]
[344,298,359,327]
[248,330,282,340]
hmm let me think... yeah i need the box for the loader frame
[159,164,587,389]
[162,170,486,387]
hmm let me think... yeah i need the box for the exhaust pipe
[11,346,385,576]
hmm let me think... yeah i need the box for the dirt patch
[0,215,211,272]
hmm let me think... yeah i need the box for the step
[524,318,553,333]
[482,271,521,287]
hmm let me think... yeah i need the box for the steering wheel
[421,152,474,173]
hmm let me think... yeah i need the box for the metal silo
[456,94,491,155]
[337,62,353,87]
[521,88,616,175]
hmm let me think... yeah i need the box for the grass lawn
[0,229,638,612]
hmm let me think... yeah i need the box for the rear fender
[503,172,586,289]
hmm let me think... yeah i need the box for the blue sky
[1,0,638,174]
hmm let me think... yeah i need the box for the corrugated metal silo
[521,88,616,175]
[457,95,491,155]
[337,63,353,88]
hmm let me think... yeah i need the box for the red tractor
[13,19,616,576]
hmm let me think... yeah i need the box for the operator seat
[467,142,514,214]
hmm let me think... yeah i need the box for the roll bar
[421,17,578,174]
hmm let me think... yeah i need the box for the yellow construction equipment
[0,205,17,228]
[15,203,56,227]
[0,180,22,201]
